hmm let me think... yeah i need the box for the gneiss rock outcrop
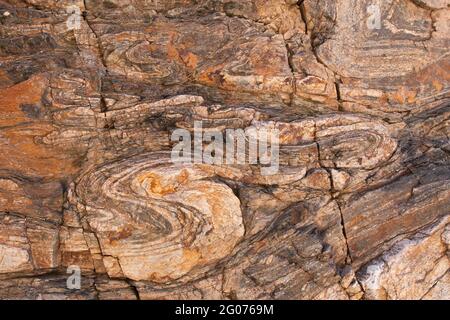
[0,0,449,300]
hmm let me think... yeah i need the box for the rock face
[0,0,448,300]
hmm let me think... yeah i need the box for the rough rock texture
[0,0,449,300]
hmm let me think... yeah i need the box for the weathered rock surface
[0,0,448,300]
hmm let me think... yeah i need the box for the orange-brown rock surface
[0,0,449,300]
